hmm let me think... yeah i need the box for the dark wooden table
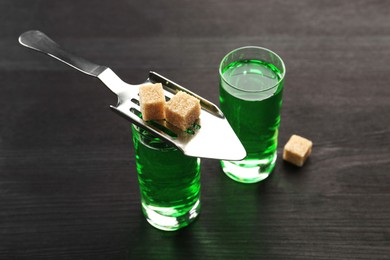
[1,1,389,259]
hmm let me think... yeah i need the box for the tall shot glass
[219,46,286,183]
[131,124,201,231]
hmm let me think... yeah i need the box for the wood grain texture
[1,0,389,259]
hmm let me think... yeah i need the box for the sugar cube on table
[139,83,166,121]
[283,134,313,167]
[165,91,201,131]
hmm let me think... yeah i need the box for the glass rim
[131,124,177,151]
[218,46,286,93]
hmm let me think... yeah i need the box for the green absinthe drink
[131,124,201,231]
[219,46,285,183]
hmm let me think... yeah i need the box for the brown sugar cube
[165,91,201,131]
[139,83,166,121]
[283,135,313,167]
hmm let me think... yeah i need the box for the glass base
[142,199,201,231]
[221,152,277,184]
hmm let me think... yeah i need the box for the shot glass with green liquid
[219,46,286,183]
[131,124,201,231]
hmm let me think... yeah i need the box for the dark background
[1,0,389,259]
